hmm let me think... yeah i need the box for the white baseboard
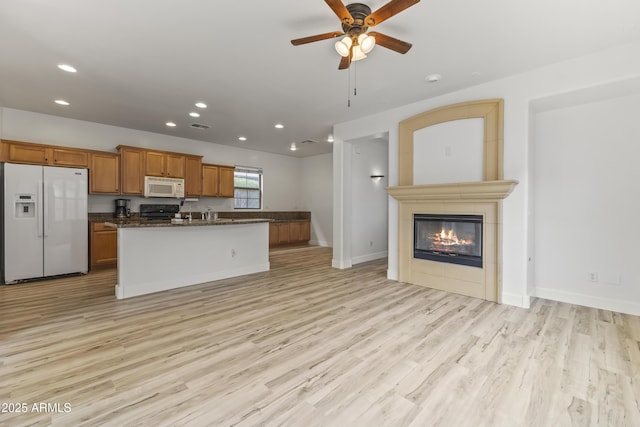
[332,259,352,269]
[351,251,388,265]
[501,292,531,309]
[533,287,640,316]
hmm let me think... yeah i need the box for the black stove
[139,204,180,220]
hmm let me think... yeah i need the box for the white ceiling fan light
[334,36,352,57]
[358,33,375,54]
[351,45,367,61]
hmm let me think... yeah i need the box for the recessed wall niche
[413,118,484,185]
[398,99,504,185]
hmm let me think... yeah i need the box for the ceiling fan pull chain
[347,66,351,107]
[354,60,357,97]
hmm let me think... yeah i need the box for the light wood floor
[1,247,639,426]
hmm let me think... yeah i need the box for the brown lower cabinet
[269,221,311,247]
[90,222,117,268]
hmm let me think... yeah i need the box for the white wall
[333,40,640,309]
[414,118,484,184]
[350,138,388,264]
[300,153,333,247]
[532,93,640,314]
[2,108,303,214]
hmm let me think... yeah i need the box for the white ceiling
[1,0,639,157]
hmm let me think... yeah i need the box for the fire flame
[433,228,472,246]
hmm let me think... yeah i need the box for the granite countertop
[104,218,272,229]
[89,211,310,223]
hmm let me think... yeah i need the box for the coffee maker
[114,199,131,218]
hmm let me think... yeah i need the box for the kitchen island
[105,218,271,299]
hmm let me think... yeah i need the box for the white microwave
[144,176,185,198]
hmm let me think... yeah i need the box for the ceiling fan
[291,0,420,70]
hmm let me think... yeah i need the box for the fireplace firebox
[414,214,483,267]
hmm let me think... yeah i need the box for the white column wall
[532,93,640,314]
[300,153,333,247]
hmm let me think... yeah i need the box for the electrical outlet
[587,272,598,282]
[231,249,236,258]
[370,241,373,247]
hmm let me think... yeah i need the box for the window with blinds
[234,166,263,209]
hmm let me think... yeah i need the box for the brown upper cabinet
[185,155,202,197]
[219,166,235,197]
[202,164,234,198]
[52,147,88,167]
[117,146,145,195]
[2,140,48,164]
[1,140,87,167]
[89,152,120,194]
[145,150,185,178]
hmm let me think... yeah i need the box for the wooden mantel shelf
[386,179,519,201]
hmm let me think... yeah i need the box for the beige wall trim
[387,180,518,201]
[398,99,504,186]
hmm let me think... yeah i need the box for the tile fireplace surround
[387,99,518,302]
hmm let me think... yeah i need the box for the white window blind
[234,166,263,209]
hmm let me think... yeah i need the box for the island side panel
[115,222,270,299]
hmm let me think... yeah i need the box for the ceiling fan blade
[364,0,421,27]
[368,32,412,54]
[291,31,344,46]
[325,0,354,25]
[338,54,351,70]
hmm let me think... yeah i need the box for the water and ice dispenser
[14,194,36,218]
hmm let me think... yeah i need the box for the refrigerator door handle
[37,180,44,238]
[42,180,49,238]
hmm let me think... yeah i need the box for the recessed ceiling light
[54,99,70,106]
[189,112,200,118]
[195,102,207,109]
[57,64,77,73]
[290,143,297,151]
[275,123,284,129]
[166,121,177,127]
[238,136,247,141]
[426,73,442,83]
[327,135,334,143]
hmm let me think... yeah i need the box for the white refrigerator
[1,163,88,284]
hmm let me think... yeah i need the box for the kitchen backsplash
[88,195,233,214]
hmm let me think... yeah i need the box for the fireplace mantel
[387,180,518,202]
[387,181,518,302]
